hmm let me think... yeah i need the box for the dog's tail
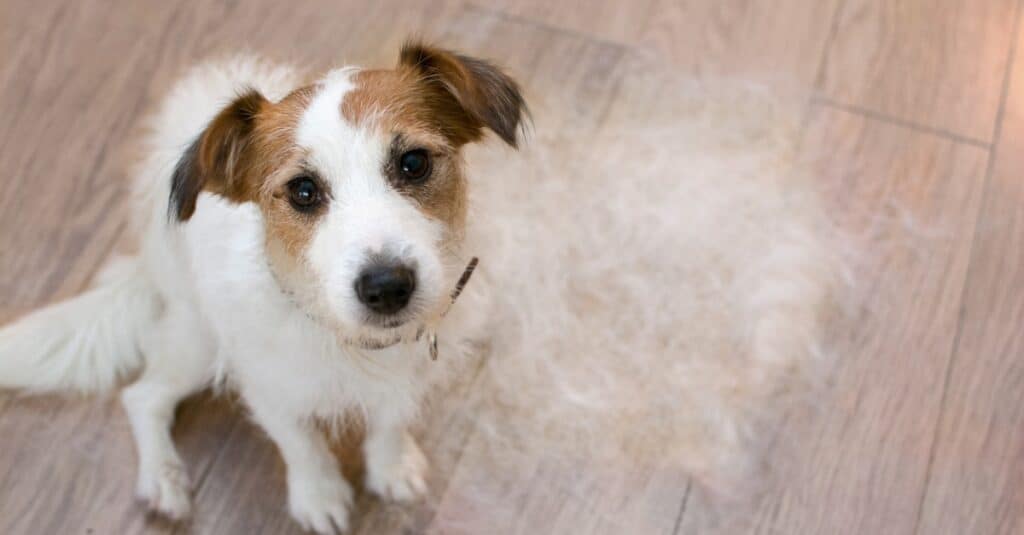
[0,256,160,394]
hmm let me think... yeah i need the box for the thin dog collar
[267,256,480,359]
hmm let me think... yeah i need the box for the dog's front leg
[363,407,428,502]
[248,399,352,534]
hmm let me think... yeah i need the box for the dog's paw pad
[137,461,192,520]
[288,475,353,534]
[366,438,428,503]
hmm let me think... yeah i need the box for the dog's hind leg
[121,303,214,520]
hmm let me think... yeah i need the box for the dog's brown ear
[169,90,268,221]
[399,41,527,148]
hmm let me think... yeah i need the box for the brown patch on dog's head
[169,87,315,222]
[342,69,468,234]
[339,41,526,236]
[343,41,527,148]
[398,41,526,147]
[387,134,468,232]
[249,87,325,260]
[168,84,338,303]
[170,90,265,221]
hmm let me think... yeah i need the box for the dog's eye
[398,150,431,183]
[287,176,321,211]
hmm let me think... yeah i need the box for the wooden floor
[1,1,1023,533]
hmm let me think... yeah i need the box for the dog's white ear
[399,41,527,148]
[170,90,268,221]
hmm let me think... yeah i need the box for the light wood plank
[0,6,161,533]
[0,0,158,307]
[431,439,687,535]
[638,0,841,88]
[0,393,237,535]
[0,3,237,534]
[747,106,988,534]
[820,0,1017,142]
[472,0,657,45]
[915,18,1024,535]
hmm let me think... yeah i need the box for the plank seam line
[813,96,991,149]
[670,481,693,535]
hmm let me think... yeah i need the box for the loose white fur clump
[457,68,850,496]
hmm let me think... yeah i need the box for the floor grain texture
[0,1,1021,534]
[915,16,1024,534]
[751,104,989,535]
[819,0,1018,142]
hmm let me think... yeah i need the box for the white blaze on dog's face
[168,43,525,344]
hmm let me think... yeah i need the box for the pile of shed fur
[441,64,851,505]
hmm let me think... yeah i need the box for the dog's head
[169,42,525,346]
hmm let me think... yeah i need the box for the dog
[0,41,525,534]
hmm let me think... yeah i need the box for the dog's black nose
[355,263,416,315]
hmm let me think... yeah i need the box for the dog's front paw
[137,460,192,520]
[366,435,428,503]
[288,473,353,534]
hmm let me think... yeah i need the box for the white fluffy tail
[0,256,160,394]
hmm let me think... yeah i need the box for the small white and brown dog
[0,41,525,533]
